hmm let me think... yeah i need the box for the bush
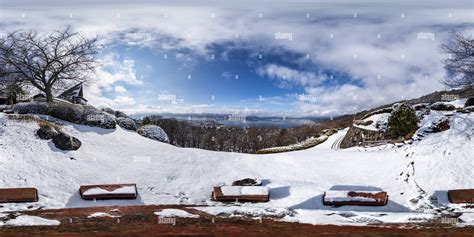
[387,103,419,139]
[137,125,169,143]
[12,102,49,114]
[48,101,84,123]
[11,101,116,129]
[117,117,137,131]
[430,102,456,111]
[81,109,116,129]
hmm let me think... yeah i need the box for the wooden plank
[448,189,474,204]
[323,191,388,206]
[79,183,137,200]
[212,186,269,202]
[0,188,38,203]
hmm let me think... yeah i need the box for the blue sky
[1,0,473,116]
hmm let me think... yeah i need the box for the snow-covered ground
[0,111,472,226]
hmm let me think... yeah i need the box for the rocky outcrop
[339,125,385,149]
[52,133,82,150]
[232,178,262,186]
[429,117,450,133]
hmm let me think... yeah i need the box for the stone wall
[340,125,386,149]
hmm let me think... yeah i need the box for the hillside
[0,104,473,226]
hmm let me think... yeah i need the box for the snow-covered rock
[137,125,169,143]
[52,132,82,150]
[36,125,58,140]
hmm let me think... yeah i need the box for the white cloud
[113,96,136,106]
[1,1,472,115]
[84,53,142,109]
[114,85,127,93]
[257,64,328,88]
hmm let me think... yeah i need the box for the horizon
[1,0,473,117]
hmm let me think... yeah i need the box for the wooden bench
[212,186,269,202]
[0,187,39,203]
[323,190,388,206]
[448,189,474,204]
[79,183,137,200]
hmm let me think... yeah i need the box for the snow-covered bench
[323,190,388,206]
[79,184,137,200]
[0,187,39,203]
[448,189,474,204]
[212,186,270,202]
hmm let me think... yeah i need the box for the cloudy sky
[1,0,473,116]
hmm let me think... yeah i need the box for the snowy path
[330,133,345,150]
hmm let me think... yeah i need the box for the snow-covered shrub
[114,110,129,118]
[47,101,84,123]
[81,110,116,129]
[430,102,455,111]
[12,102,49,114]
[137,125,169,143]
[387,103,419,139]
[0,105,11,112]
[117,117,137,131]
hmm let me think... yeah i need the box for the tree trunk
[45,87,53,102]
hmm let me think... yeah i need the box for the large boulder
[137,125,169,143]
[430,102,455,111]
[232,178,262,186]
[36,125,58,140]
[117,117,137,131]
[52,133,82,150]
[429,117,450,133]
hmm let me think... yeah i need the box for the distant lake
[131,114,318,129]
[219,119,315,129]
[175,116,315,128]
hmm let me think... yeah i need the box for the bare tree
[440,31,474,87]
[0,26,98,102]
